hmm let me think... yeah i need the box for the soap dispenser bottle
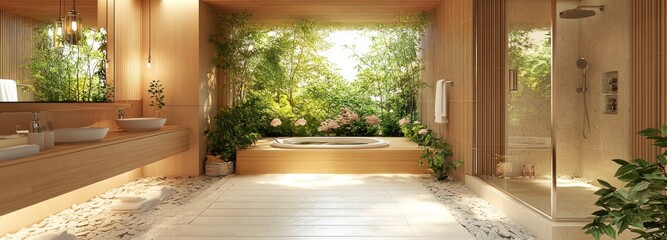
[27,112,44,150]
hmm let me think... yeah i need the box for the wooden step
[237,137,428,174]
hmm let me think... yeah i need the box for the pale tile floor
[155,174,474,239]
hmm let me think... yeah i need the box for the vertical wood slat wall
[473,0,506,176]
[631,0,666,162]
[419,0,473,181]
[0,10,36,84]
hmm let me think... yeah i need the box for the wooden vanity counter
[0,126,189,216]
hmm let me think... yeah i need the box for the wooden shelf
[0,102,131,113]
[0,126,190,216]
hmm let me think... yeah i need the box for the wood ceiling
[0,0,98,26]
[202,0,442,25]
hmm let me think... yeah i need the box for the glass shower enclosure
[475,0,631,221]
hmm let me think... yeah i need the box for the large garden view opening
[205,12,460,180]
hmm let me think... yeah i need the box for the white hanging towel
[434,79,448,123]
[0,79,18,102]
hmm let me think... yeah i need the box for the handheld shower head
[576,58,588,72]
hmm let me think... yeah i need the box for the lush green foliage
[351,13,431,122]
[148,80,165,117]
[209,12,263,106]
[400,119,462,180]
[205,96,268,161]
[210,12,430,137]
[507,29,551,128]
[25,24,109,102]
[583,125,667,240]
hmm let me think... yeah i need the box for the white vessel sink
[0,144,39,161]
[54,127,109,143]
[115,118,166,132]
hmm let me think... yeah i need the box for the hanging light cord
[148,0,151,61]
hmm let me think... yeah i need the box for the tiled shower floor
[154,174,475,239]
[485,178,599,219]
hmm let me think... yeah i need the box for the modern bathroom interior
[0,0,665,239]
[481,0,632,220]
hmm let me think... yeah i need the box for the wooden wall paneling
[203,0,441,25]
[113,0,142,101]
[419,0,474,181]
[631,0,666,162]
[473,0,506,177]
[141,1,215,177]
[0,10,36,94]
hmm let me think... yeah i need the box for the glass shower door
[500,0,553,217]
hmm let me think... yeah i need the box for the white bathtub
[507,136,551,149]
[270,137,390,149]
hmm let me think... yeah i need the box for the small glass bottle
[521,165,527,177]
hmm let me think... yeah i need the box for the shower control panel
[603,71,619,114]
[605,95,618,114]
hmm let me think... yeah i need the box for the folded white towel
[115,194,145,202]
[30,230,76,240]
[109,197,159,213]
[145,186,174,201]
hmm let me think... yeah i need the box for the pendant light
[53,0,65,47]
[146,0,152,68]
[65,0,82,45]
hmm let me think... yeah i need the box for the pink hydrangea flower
[270,118,282,127]
[294,118,307,126]
[318,119,340,131]
[364,115,382,126]
[418,129,428,135]
[398,118,409,126]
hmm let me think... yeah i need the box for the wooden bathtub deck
[236,137,428,174]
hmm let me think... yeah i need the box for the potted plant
[204,97,267,176]
[399,118,463,180]
[148,80,165,118]
[583,125,667,240]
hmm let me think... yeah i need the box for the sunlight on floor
[256,174,421,188]
[158,174,475,239]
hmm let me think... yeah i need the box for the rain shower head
[577,58,588,72]
[559,5,604,19]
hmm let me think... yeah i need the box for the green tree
[507,28,552,128]
[26,24,108,102]
[210,12,265,106]
[351,13,430,132]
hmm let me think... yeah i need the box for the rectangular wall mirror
[0,0,113,102]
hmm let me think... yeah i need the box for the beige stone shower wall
[554,0,584,178]
[555,0,631,186]
[578,0,631,186]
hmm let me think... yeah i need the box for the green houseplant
[583,125,667,240]
[205,96,268,175]
[400,119,463,180]
[148,80,165,117]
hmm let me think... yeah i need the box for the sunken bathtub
[270,137,390,149]
[236,137,427,174]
